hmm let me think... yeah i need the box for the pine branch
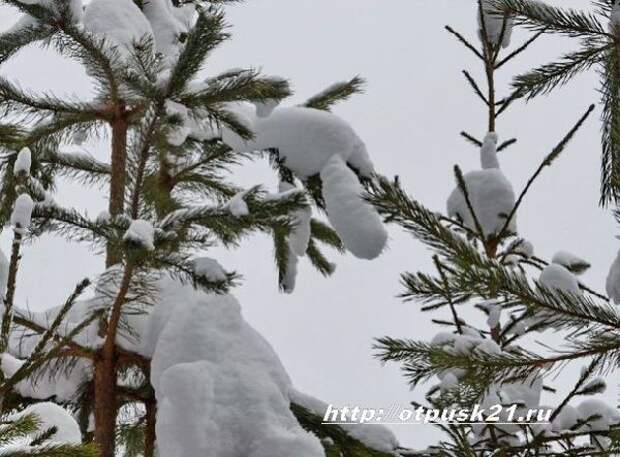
[489,0,610,38]
[510,42,609,99]
[184,70,292,108]
[495,31,545,69]
[166,7,229,95]
[497,104,595,238]
[445,26,484,61]
[462,71,489,105]
[303,76,366,111]
[600,48,620,205]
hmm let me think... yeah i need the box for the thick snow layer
[142,0,191,66]
[552,405,580,432]
[447,168,516,236]
[291,389,399,453]
[222,103,386,259]
[223,104,374,179]
[13,148,31,176]
[165,100,192,146]
[552,251,590,275]
[11,194,34,234]
[474,374,542,437]
[447,132,516,236]
[576,399,620,431]
[15,402,82,444]
[191,257,227,283]
[83,0,154,59]
[227,191,249,217]
[479,0,513,48]
[539,264,581,295]
[124,219,156,251]
[320,155,387,259]
[139,279,324,457]
[606,249,620,304]
[279,181,311,257]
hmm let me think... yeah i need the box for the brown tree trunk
[94,357,117,457]
[106,113,128,267]
[145,398,157,457]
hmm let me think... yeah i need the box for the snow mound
[227,191,249,217]
[447,133,516,236]
[191,257,227,283]
[13,148,31,177]
[320,155,387,259]
[291,390,399,453]
[11,194,34,234]
[124,219,156,251]
[223,105,373,178]
[83,0,154,60]
[221,104,386,259]
[539,264,581,295]
[142,0,192,67]
[143,279,325,457]
[551,251,590,275]
[15,402,82,444]
[447,169,515,236]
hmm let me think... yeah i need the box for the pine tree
[0,0,395,456]
[367,1,620,455]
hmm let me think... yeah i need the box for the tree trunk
[145,398,157,457]
[94,357,117,457]
[106,113,129,267]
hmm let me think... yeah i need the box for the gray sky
[0,0,616,450]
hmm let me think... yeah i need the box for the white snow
[13,148,31,177]
[478,0,513,49]
[223,104,375,178]
[124,219,156,251]
[141,279,325,457]
[539,263,581,295]
[576,399,620,431]
[142,0,192,67]
[551,251,590,275]
[280,246,299,294]
[552,405,580,432]
[227,191,249,217]
[14,402,82,444]
[83,0,154,60]
[320,155,387,259]
[165,100,192,147]
[606,249,620,304]
[191,257,227,283]
[447,133,516,236]
[10,194,34,234]
[279,181,311,257]
[96,210,111,224]
[291,389,399,453]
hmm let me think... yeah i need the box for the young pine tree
[368,1,620,455]
[0,0,396,456]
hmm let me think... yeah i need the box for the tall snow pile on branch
[447,132,516,236]
[223,102,388,260]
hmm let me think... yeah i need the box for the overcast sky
[0,0,615,450]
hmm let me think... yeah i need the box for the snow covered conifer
[368,2,620,454]
[0,1,396,456]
